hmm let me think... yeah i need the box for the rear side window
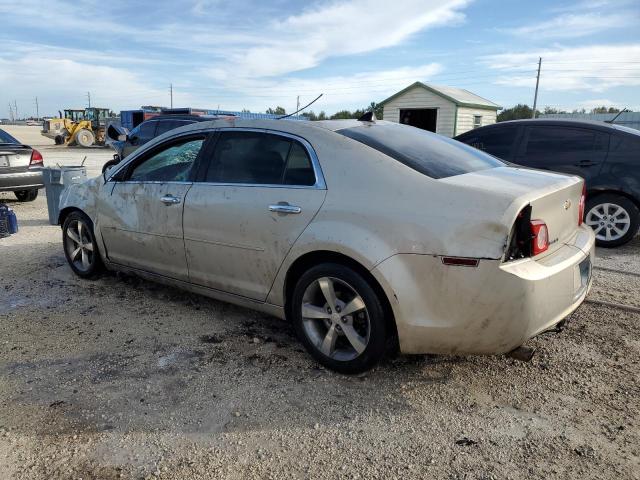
[460,128,517,159]
[524,127,601,154]
[338,123,504,179]
[205,131,316,186]
[610,133,640,152]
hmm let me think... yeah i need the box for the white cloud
[221,0,470,77]
[198,63,444,113]
[483,44,640,92]
[504,12,637,39]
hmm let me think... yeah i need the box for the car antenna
[277,94,323,119]
[605,108,627,124]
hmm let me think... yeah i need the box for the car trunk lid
[440,166,584,258]
[0,145,33,173]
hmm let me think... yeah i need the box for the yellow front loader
[41,108,110,147]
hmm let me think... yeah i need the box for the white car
[58,118,595,373]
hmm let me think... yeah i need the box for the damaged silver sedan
[58,118,595,373]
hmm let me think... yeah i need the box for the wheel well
[57,206,82,226]
[587,189,640,210]
[284,250,398,345]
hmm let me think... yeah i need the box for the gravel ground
[1,127,639,479]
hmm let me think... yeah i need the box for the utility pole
[296,95,300,113]
[35,97,39,119]
[532,57,542,119]
[14,100,18,121]
[8,102,14,122]
[86,91,91,108]
[169,84,173,108]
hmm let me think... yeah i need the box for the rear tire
[62,211,104,278]
[14,189,38,202]
[291,263,388,374]
[75,129,95,147]
[585,193,639,248]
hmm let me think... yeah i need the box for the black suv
[109,114,216,159]
[455,119,640,247]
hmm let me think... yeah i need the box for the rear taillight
[29,149,43,166]
[530,220,549,256]
[578,183,586,226]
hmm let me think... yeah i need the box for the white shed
[379,82,501,137]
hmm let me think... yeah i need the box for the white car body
[58,118,595,366]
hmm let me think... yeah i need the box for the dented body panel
[59,118,596,356]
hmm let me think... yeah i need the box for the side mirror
[107,123,129,142]
[102,155,122,183]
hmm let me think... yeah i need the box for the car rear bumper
[0,169,44,191]
[372,224,596,355]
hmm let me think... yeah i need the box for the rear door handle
[575,160,598,167]
[269,204,302,214]
[161,195,181,205]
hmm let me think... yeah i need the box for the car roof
[460,118,634,136]
[145,114,218,122]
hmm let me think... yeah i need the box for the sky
[1,0,639,118]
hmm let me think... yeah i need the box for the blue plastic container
[0,203,18,238]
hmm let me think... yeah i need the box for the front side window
[135,121,158,142]
[156,120,194,136]
[128,137,204,182]
[524,127,597,155]
[473,115,482,129]
[338,123,504,179]
[204,131,316,186]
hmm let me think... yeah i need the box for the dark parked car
[455,119,640,247]
[0,128,44,202]
[109,115,218,159]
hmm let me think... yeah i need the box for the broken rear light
[578,183,585,226]
[29,149,43,166]
[530,220,549,256]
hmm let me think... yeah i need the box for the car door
[99,133,208,280]
[514,126,608,183]
[183,129,326,301]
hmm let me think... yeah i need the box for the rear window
[338,123,504,179]
[0,129,19,144]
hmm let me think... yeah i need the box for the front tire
[15,189,38,202]
[585,194,639,247]
[75,129,95,147]
[291,263,388,374]
[62,211,104,278]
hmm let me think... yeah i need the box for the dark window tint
[524,127,599,155]
[461,128,516,159]
[610,133,640,153]
[0,129,19,144]
[205,131,316,186]
[135,121,158,141]
[128,137,204,182]
[155,120,194,136]
[338,123,504,179]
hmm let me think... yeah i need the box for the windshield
[337,122,505,179]
[0,129,19,144]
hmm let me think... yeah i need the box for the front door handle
[269,204,302,214]
[161,195,181,205]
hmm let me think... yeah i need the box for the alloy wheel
[300,276,370,361]
[585,202,631,242]
[64,219,95,272]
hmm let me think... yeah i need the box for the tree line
[265,102,384,120]
[497,104,622,122]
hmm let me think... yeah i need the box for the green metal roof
[379,82,501,110]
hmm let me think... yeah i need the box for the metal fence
[539,111,640,131]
